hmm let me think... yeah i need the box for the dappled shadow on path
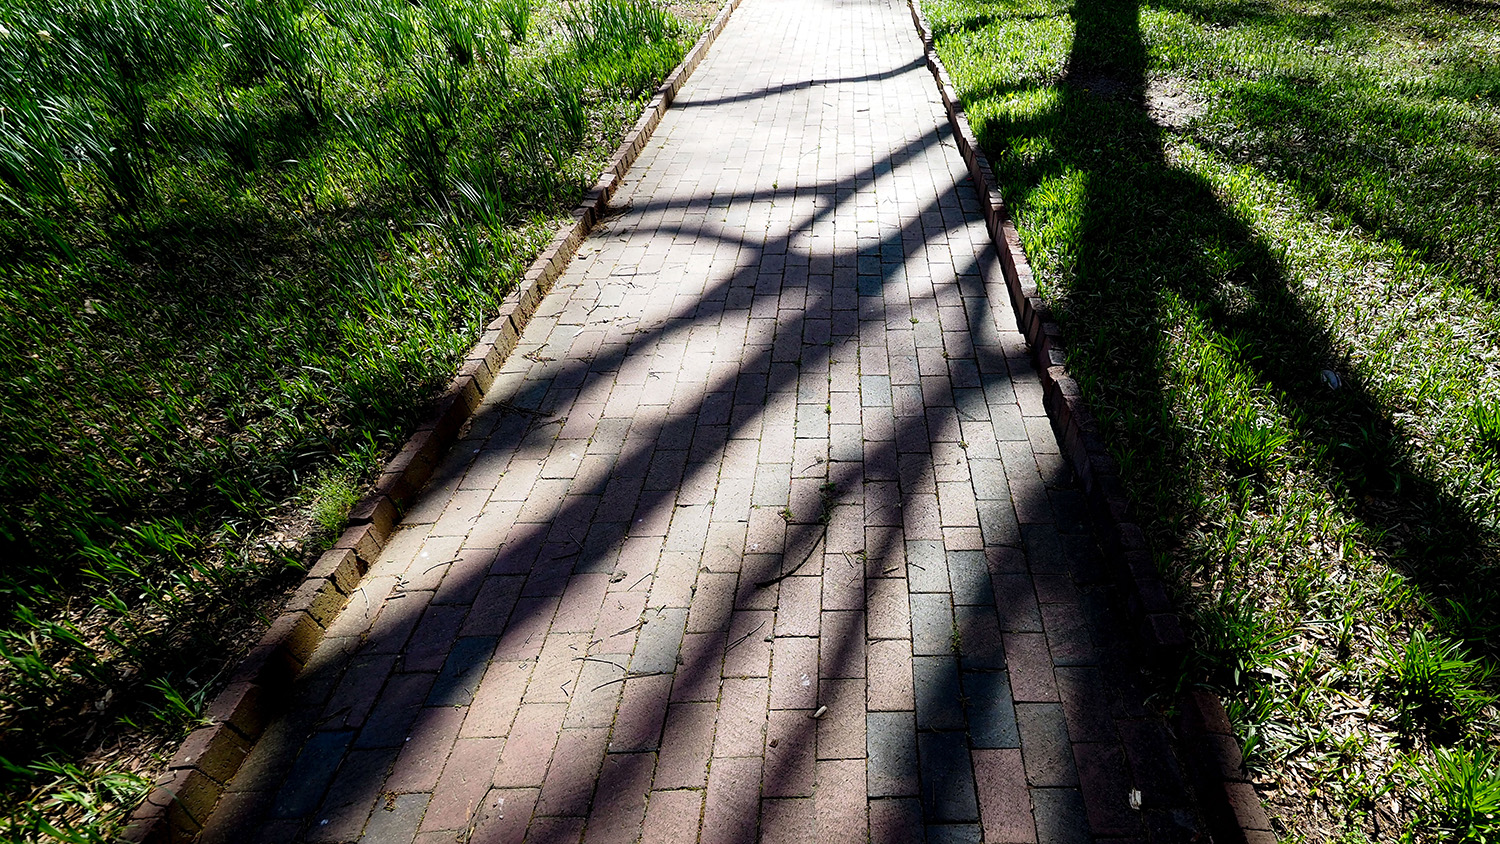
[195,4,1209,843]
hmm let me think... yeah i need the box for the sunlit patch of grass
[1408,746,1500,844]
[1472,402,1500,455]
[1377,630,1496,740]
[496,0,535,44]
[0,758,151,844]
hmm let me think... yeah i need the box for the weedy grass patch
[1410,746,1500,844]
[922,0,1500,838]
[0,0,714,839]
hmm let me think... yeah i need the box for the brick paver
[198,0,1207,841]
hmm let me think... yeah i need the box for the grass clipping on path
[0,0,716,839]
[922,0,1500,840]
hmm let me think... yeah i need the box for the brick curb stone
[902,3,1275,843]
[118,3,745,839]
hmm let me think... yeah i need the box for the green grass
[921,0,1500,837]
[1411,746,1500,844]
[0,0,712,838]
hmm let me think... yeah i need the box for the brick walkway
[199,1,1208,842]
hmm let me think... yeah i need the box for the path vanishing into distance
[198,0,1213,841]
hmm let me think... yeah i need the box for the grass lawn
[0,0,717,838]
[919,0,1500,839]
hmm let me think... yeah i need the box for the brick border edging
[902,4,1274,843]
[119,3,745,840]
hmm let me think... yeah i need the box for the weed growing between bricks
[0,0,720,839]
[919,0,1500,839]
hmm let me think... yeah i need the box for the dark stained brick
[1016,704,1077,787]
[271,731,353,819]
[918,732,979,822]
[868,712,919,798]
[963,670,1020,749]
[427,636,498,706]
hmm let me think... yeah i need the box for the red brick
[816,759,866,839]
[866,578,911,641]
[420,737,504,832]
[526,815,586,843]
[357,673,436,748]
[615,536,666,588]
[816,678,866,761]
[462,660,533,738]
[1184,689,1232,736]
[943,526,985,550]
[826,506,865,555]
[525,632,589,704]
[671,630,727,703]
[386,706,466,792]
[538,729,610,817]
[701,756,761,844]
[1223,780,1272,830]
[822,553,866,611]
[770,637,818,710]
[361,586,428,653]
[1040,603,1094,666]
[401,545,456,592]
[901,493,942,539]
[654,702,717,789]
[937,481,980,527]
[866,639,914,711]
[395,604,469,672]
[723,610,774,677]
[612,674,673,752]
[760,797,815,842]
[492,596,558,660]
[494,703,568,787]
[763,708,816,797]
[1055,667,1113,743]
[713,677,768,758]
[985,546,1027,573]
[458,576,524,636]
[974,748,1035,842]
[1074,743,1140,837]
[775,576,821,637]
[1003,633,1057,702]
[595,591,650,655]
[583,752,656,844]
[1202,733,1249,782]
[641,789,704,842]
[553,574,610,632]
[468,787,537,844]
[1031,574,1077,605]
[819,610,866,679]
[308,747,396,842]
[686,572,738,633]
[1115,719,1186,810]
[744,507,787,558]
